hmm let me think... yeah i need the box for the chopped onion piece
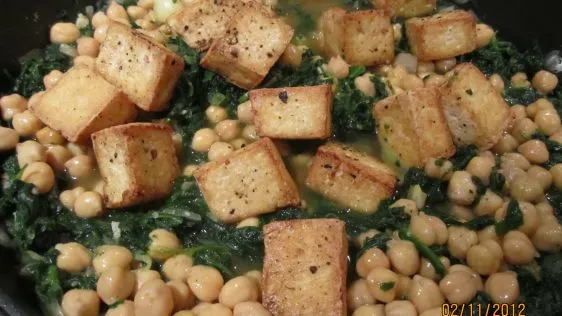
[394,52,418,74]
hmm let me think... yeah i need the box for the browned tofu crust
[250,85,333,139]
[374,0,436,17]
[263,219,348,316]
[92,123,180,208]
[194,138,300,223]
[96,22,185,112]
[30,65,137,143]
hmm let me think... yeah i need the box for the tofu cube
[30,66,137,143]
[343,10,394,66]
[373,87,455,167]
[193,138,300,223]
[167,0,258,51]
[317,7,346,58]
[440,63,513,149]
[305,143,397,213]
[405,10,477,61]
[200,6,294,89]
[263,219,348,316]
[250,85,333,139]
[374,0,436,17]
[92,123,180,208]
[96,22,185,112]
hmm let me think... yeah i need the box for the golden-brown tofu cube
[200,6,294,89]
[440,63,513,149]
[305,143,397,213]
[30,66,137,143]
[374,0,436,17]
[92,123,180,208]
[250,85,333,140]
[167,0,258,51]
[317,7,346,58]
[263,219,348,316]
[342,10,395,65]
[193,138,300,223]
[96,22,185,112]
[373,87,455,167]
[405,10,477,61]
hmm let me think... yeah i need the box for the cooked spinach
[79,23,94,37]
[398,228,446,276]
[489,157,506,194]
[495,199,523,236]
[504,86,542,105]
[262,50,331,88]
[275,0,316,37]
[13,44,72,97]
[451,145,479,170]
[545,188,562,223]
[396,168,448,207]
[532,132,562,168]
[357,232,391,258]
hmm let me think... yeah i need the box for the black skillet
[1,0,561,315]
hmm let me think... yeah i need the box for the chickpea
[502,231,536,265]
[325,56,349,79]
[74,191,104,218]
[92,12,109,28]
[419,256,450,281]
[426,215,448,244]
[511,104,527,121]
[182,164,198,177]
[492,134,518,154]
[474,190,503,216]
[280,44,303,68]
[550,130,562,144]
[192,303,213,314]
[510,174,544,202]
[511,72,531,88]
[127,5,148,19]
[208,142,234,161]
[93,245,133,275]
[401,74,424,90]
[347,279,375,310]
[215,120,241,141]
[96,266,135,304]
[396,275,412,298]
[353,304,385,316]
[447,171,477,206]
[168,280,196,311]
[134,279,174,316]
[354,73,376,97]
[518,202,539,236]
[417,61,435,78]
[424,74,447,87]
[106,300,135,316]
[387,240,419,276]
[536,202,556,225]
[532,222,562,252]
[410,214,437,246]
[535,109,561,136]
[422,158,451,181]
[420,307,444,316]
[59,187,85,209]
[94,23,109,42]
[501,166,525,188]
[50,22,80,44]
[489,74,505,93]
[0,93,27,120]
[354,229,379,248]
[192,128,218,152]
[527,98,555,118]
[236,101,254,124]
[43,69,63,89]
[236,217,260,228]
[450,204,475,221]
[366,267,398,303]
[518,140,549,164]
[466,156,495,185]
[12,110,43,137]
[439,270,478,304]
[205,105,228,124]
[502,152,530,171]
[233,302,271,316]
[510,118,537,143]
[476,24,494,48]
[435,58,456,74]
[55,242,92,273]
[478,225,500,243]
[107,2,128,20]
[408,275,444,313]
[163,254,193,282]
[390,199,418,216]
[552,164,562,189]
[219,276,259,308]
[0,127,19,151]
[74,55,96,68]
[447,226,478,259]
[485,272,520,304]
[148,229,181,262]
[242,125,259,141]
[76,37,100,57]
[61,289,100,316]
[527,165,553,190]
[20,162,55,194]
[466,241,502,276]
[35,127,64,146]
[64,154,94,179]
[46,145,72,172]
[138,0,154,9]
[198,303,232,316]
[134,269,161,294]
[356,248,390,278]
[187,265,224,302]
[245,270,263,294]
[532,70,559,94]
